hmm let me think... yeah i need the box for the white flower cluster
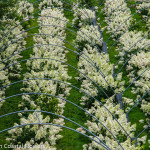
[134,0,150,14]
[7,112,64,149]
[0,62,10,108]
[21,7,71,112]
[103,0,133,38]
[8,4,71,149]
[72,2,95,26]
[141,99,150,117]
[7,0,34,21]
[39,0,63,10]
[134,0,150,31]
[137,135,147,147]
[127,52,150,119]
[74,5,124,105]
[0,11,27,107]
[81,97,145,148]
[76,127,86,134]
[72,3,103,48]
[16,0,34,20]
[147,18,150,32]
[0,17,26,78]
[83,100,145,150]
[116,31,150,61]
[122,97,134,111]
[76,25,103,48]
[77,44,124,105]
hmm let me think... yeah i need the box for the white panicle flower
[103,0,133,38]
[77,44,124,104]
[8,5,70,149]
[84,99,144,149]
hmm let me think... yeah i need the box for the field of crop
[0,0,149,149]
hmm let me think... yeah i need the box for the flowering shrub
[8,4,71,149]
[0,5,27,107]
[39,0,63,10]
[72,3,103,50]
[103,0,133,38]
[0,62,10,108]
[74,4,124,106]
[0,17,26,79]
[116,31,150,61]
[5,0,34,21]
[77,44,124,106]
[83,100,145,150]
[72,2,95,26]
[127,52,150,122]
[122,97,134,112]
[135,0,150,15]
[134,0,150,31]
[2,0,149,149]
[76,25,103,48]
[16,0,34,20]
[115,27,150,125]
[20,6,71,111]
[7,112,64,149]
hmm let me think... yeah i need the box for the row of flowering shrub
[72,2,95,27]
[132,1,150,117]
[71,3,146,149]
[127,50,150,125]
[73,2,124,107]
[134,1,150,15]
[103,0,133,39]
[134,0,150,32]
[83,99,147,149]
[105,0,150,124]
[103,0,149,145]
[7,1,72,149]
[116,31,150,62]
[0,0,34,107]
